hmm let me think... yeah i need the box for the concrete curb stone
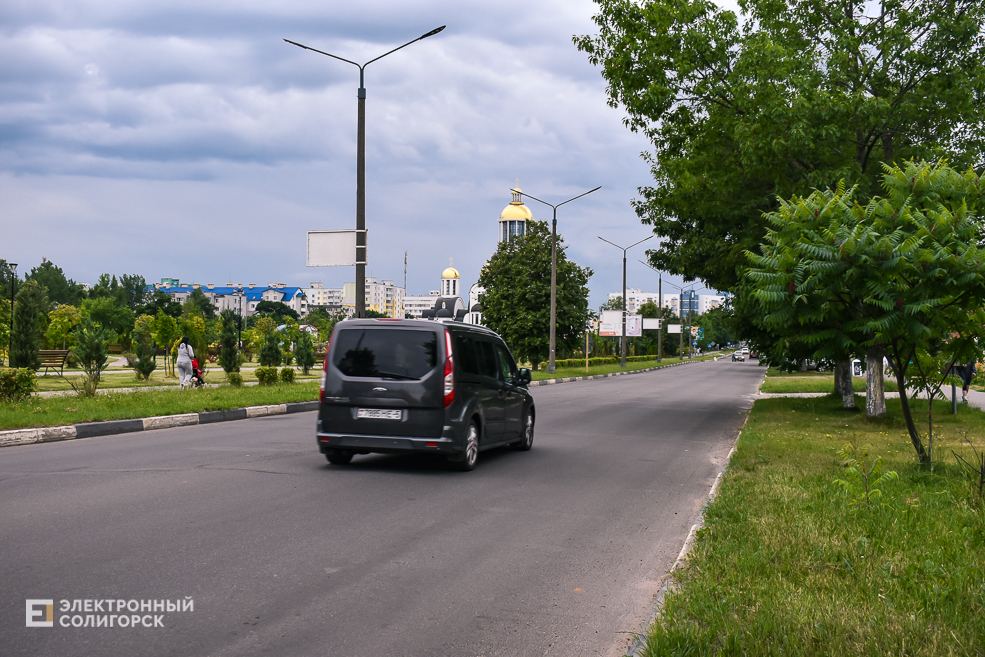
[0,401,319,448]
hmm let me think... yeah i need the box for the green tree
[10,280,49,369]
[71,316,111,396]
[177,314,208,371]
[137,290,183,318]
[151,311,181,378]
[26,258,83,306]
[575,0,985,293]
[81,297,135,346]
[745,160,985,463]
[218,309,240,374]
[258,330,282,367]
[294,329,316,374]
[46,305,82,350]
[477,220,592,369]
[254,300,299,322]
[185,288,217,318]
[119,274,149,312]
[131,314,157,381]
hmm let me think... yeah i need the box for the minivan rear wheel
[453,422,479,472]
[325,450,353,465]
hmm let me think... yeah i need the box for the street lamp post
[660,279,704,359]
[286,26,445,318]
[6,262,16,367]
[598,236,653,367]
[511,185,600,373]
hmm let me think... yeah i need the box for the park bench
[38,349,70,376]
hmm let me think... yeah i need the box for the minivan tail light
[443,330,454,408]
[319,337,330,403]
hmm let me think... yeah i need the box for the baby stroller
[189,358,206,388]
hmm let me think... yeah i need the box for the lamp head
[421,25,446,39]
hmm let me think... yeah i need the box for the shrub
[226,371,243,387]
[66,349,78,368]
[0,368,37,402]
[131,320,158,381]
[280,367,296,383]
[294,331,316,374]
[255,366,279,386]
[70,317,111,397]
[123,351,137,367]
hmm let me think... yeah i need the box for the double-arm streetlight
[511,185,601,373]
[285,26,445,318]
[598,235,653,367]
[661,279,706,358]
[637,260,664,362]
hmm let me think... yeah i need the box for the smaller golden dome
[442,267,460,279]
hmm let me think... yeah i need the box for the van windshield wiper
[375,371,417,380]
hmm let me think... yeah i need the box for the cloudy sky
[1,0,733,308]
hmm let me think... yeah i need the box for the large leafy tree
[745,160,985,463]
[477,220,592,368]
[575,0,985,292]
[26,258,83,306]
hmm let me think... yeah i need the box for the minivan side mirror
[516,368,532,386]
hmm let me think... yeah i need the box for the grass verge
[1,382,320,431]
[641,394,985,656]
[531,353,720,381]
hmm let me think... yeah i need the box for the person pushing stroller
[176,336,204,389]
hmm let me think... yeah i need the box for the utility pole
[657,274,662,363]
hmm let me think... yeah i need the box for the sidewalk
[758,387,985,413]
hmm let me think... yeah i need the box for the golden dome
[500,203,533,221]
[442,267,460,279]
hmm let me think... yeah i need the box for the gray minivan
[316,319,535,471]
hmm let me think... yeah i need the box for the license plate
[357,408,402,420]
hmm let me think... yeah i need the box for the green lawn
[531,353,721,380]
[0,382,320,431]
[640,394,985,656]
[760,368,899,394]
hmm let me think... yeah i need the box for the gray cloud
[0,0,724,308]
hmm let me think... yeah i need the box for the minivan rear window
[332,329,438,379]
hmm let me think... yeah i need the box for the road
[0,358,764,656]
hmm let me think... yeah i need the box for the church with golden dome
[404,186,532,323]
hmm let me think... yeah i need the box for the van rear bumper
[316,430,460,455]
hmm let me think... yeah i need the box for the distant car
[749,351,759,359]
[316,318,535,471]
[742,347,750,355]
[732,352,744,362]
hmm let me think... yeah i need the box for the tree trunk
[894,365,929,464]
[865,346,887,418]
[837,358,855,408]
[834,360,844,396]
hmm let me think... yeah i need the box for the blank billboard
[307,230,367,267]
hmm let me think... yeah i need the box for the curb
[528,357,715,388]
[625,369,763,657]
[0,401,320,449]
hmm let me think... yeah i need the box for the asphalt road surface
[1,358,764,657]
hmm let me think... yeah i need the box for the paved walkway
[759,387,985,413]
